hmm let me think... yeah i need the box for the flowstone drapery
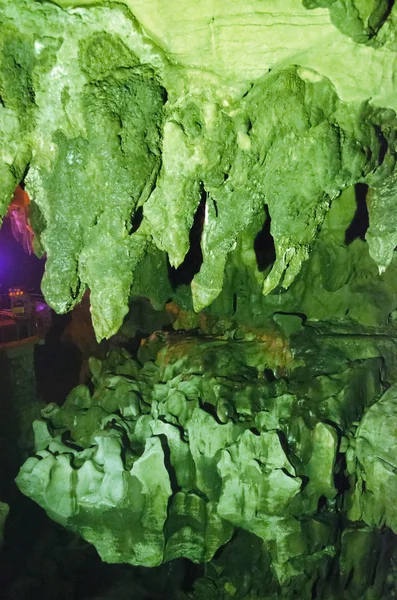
[16,328,397,597]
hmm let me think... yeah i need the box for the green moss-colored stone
[2,1,397,338]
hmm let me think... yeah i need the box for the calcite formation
[2,0,397,597]
[16,328,397,597]
[2,1,397,339]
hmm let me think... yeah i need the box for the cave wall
[1,0,397,598]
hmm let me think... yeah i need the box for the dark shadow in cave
[167,184,206,289]
[0,488,198,600]
[254,205,276,272]
[263,368,276,382]
[130,205,144,234]
[0,351,19,503]
[344,183,369,245]
[35,313,82,405]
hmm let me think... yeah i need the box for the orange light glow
[7,186,35,255]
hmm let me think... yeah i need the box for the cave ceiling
[1,0,397,340]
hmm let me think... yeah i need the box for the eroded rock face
[344,383,397,532]
[15,328,397,596]
[2,0,397,340]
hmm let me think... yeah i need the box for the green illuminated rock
[2,0,397,338]
[2,0,397,597]
[344,384,397,533]
[15,330,397,597]
[303,0,393,43]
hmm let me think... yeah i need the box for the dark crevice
[264,368,276,382]
[241,83,254,99]
[167,184,205,289]
[254,205,276,272]
[299,475,310,492]
[117,133,124,154]
[70,278,82,301]
[61,431,84,453]
[18,171,28,190]
[344,184,369,245]
[334,449,350,497]
[250,427,261,436]
[368,0,395,39]
[317,494,327,512]
[155,433,181,495]
[130,205,143,233]
[232,293,237,315]
[311,579,318,599]
[212,198,218,217]
[276,430,298,472]
[280,467,297,479]
[322,419,343,437]
[191,488,210,504]
[211,544,226,562]
[199,400,224,425]
[375,127,389,167]
[12,165,30,192]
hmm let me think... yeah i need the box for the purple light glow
[0,216,45,293]
[36,301,48,313]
